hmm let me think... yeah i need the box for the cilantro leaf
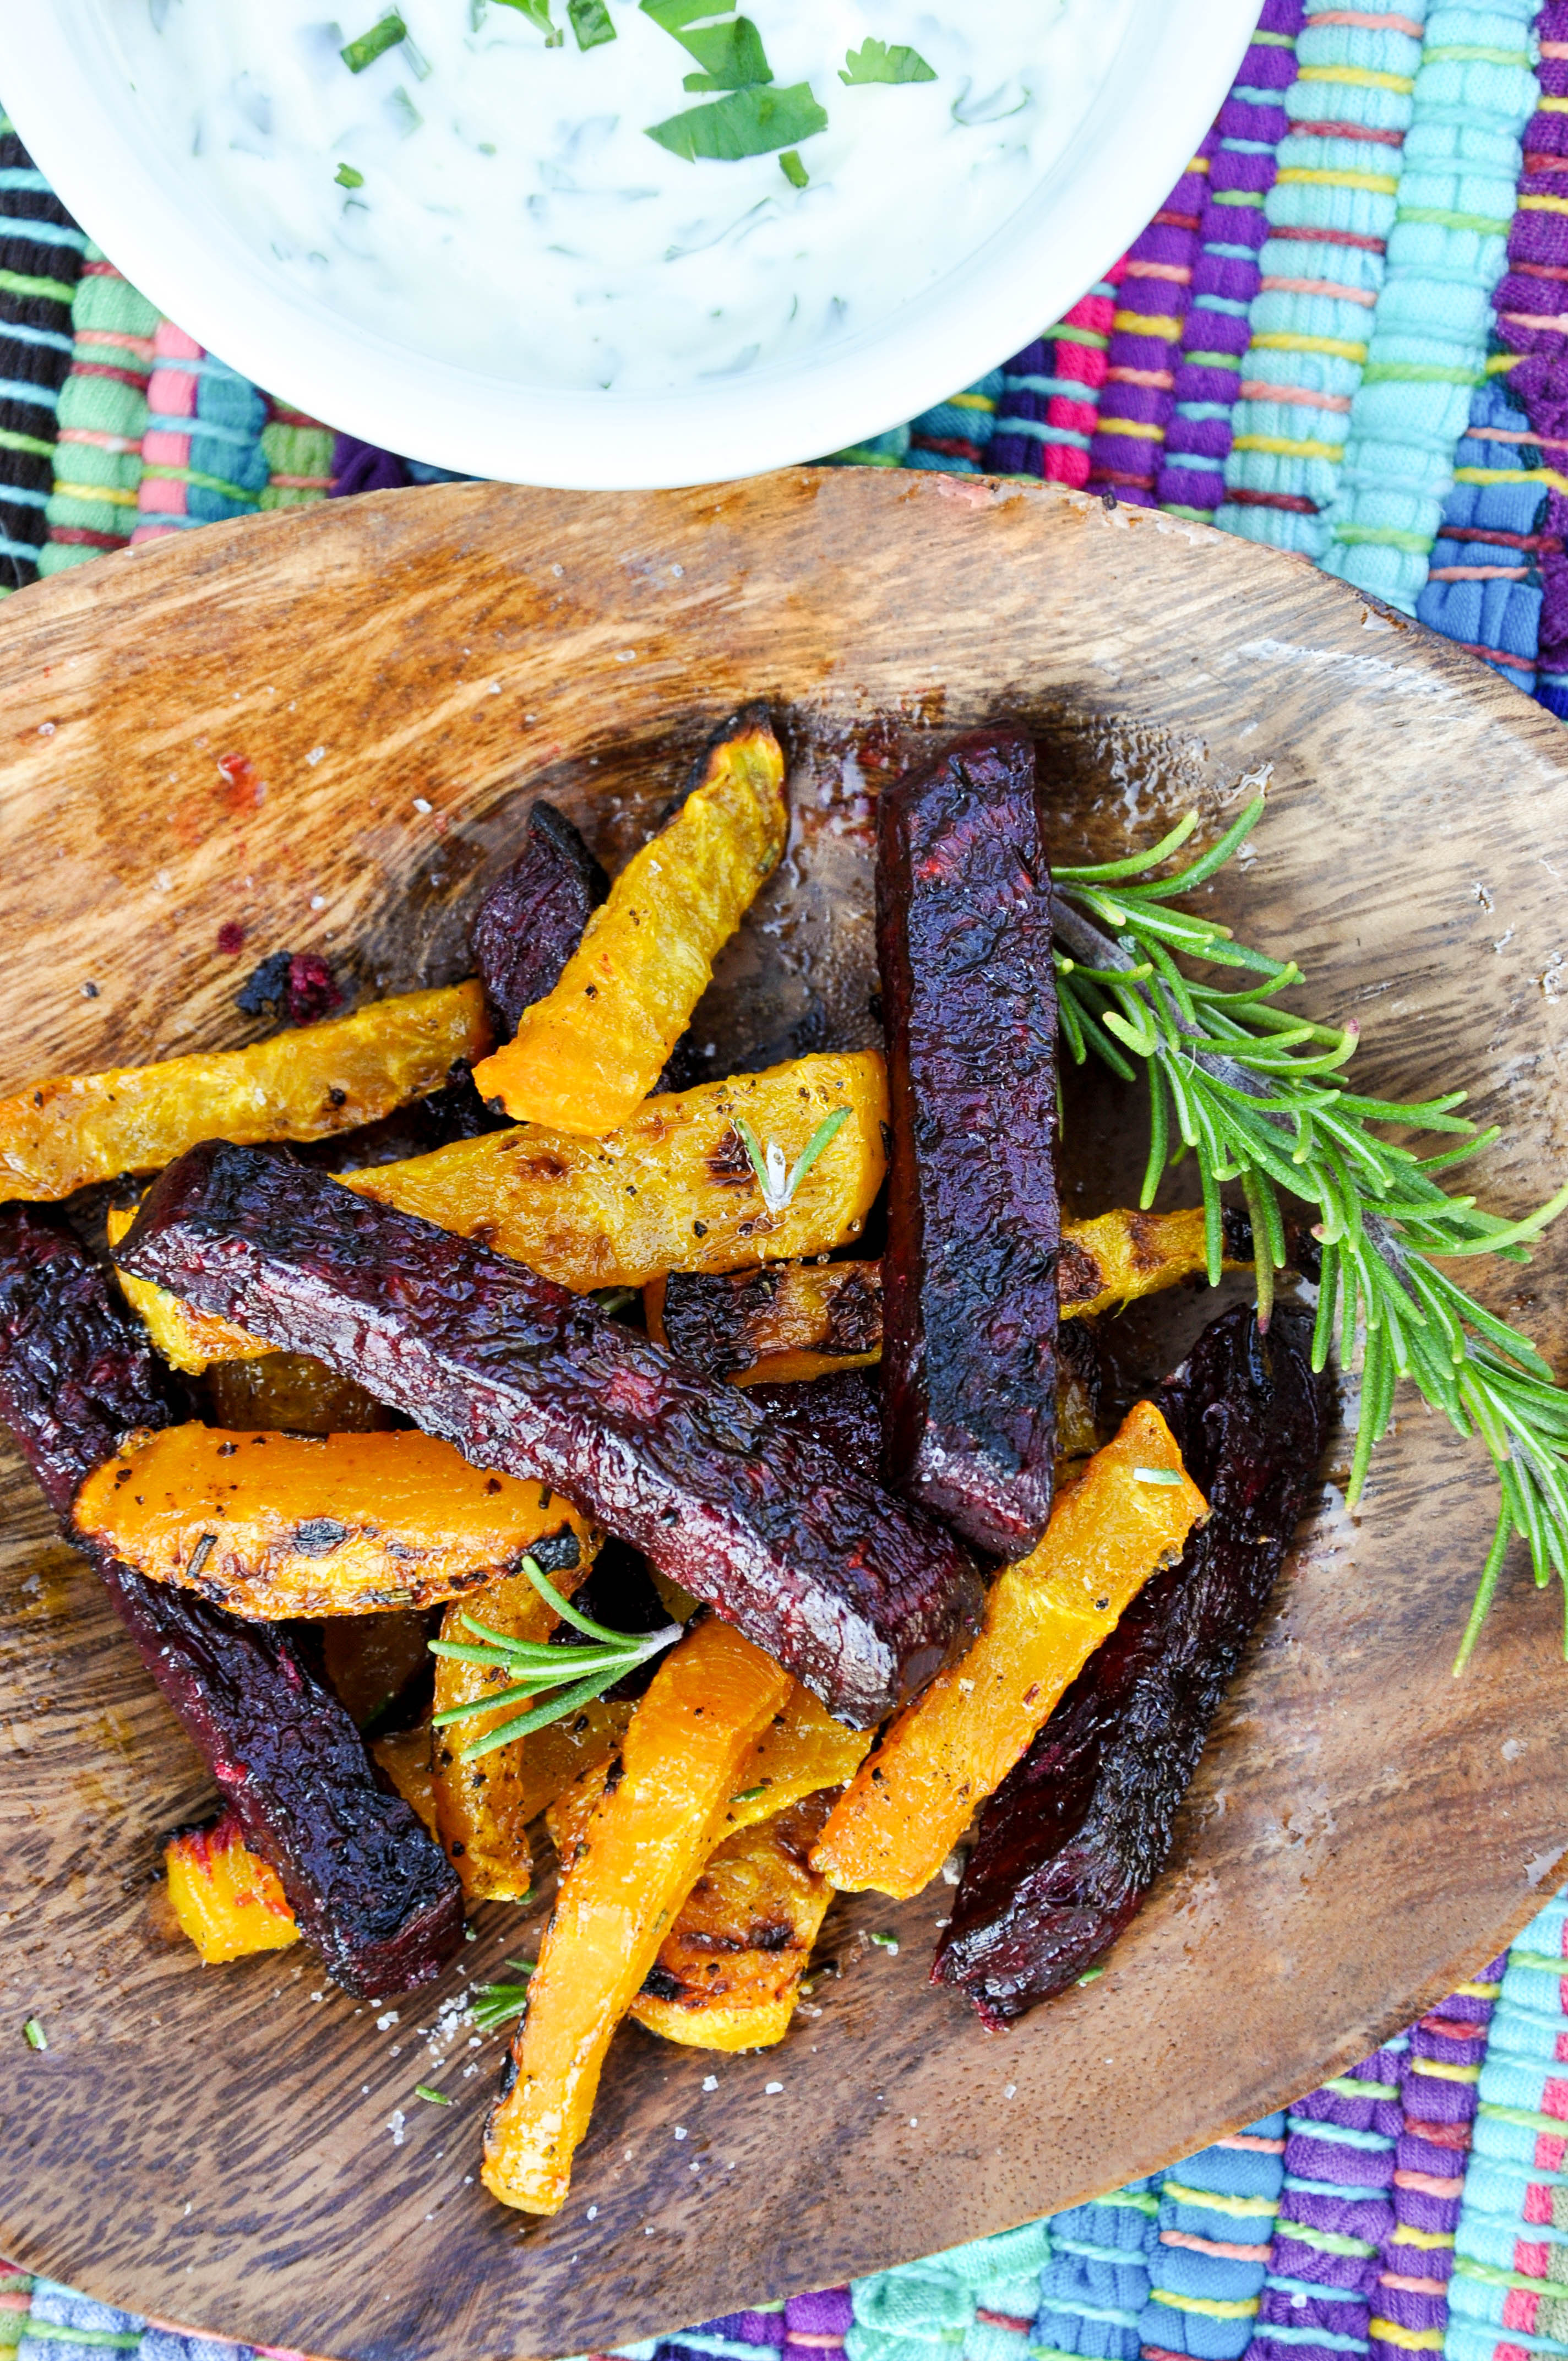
[641,0,735,28]
[646,80,826,161]
[496,0,564,45]
[839,37,935,85]
[676,15,771,89]
[568,0,617,43]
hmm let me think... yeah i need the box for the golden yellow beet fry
[0,981,490,1204]
[472,710,787,1134]
[114,1052,888,1374]
[483,1616,792,2215]
[545,1677,870,1867]
[72,1424,600,1619]
[810,1401,1207,1901]
[164,1814,300,1965]
[629,1793,836,2053]
[431,1527,604,1903]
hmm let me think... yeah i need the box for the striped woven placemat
[4,0,1568,2347]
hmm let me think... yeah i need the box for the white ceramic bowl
[4,0,1261,491]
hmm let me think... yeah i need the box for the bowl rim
[6,0,1262,489]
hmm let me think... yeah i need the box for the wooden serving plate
[2,469,1567,2361]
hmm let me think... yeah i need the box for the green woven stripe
[1396,206,1511,233]
[1324,2075,1401,2100]
[0,265,75,305]
[1455,2256,1568,2300]
[0,425,55,460]
[1212,189,1266,207]
[1329,525,1434,552]
[140,460,260,504]
[1507,1949,1567,1974]
[9,2330,140,2349]
[1423,43,1531,63]
[1362,363,1480,387]
[1478,2098,1568,2137]
[1285,2223,1380,2259]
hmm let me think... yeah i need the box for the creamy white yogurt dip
[108,0,1137,394]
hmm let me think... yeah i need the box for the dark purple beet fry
[748,1368,883,1483]
[117,1144,983,1728]
[0,1207,464,1999]
[933,1303,1331,2025]
[875,728,1060,1560]
[471,798,608,1038]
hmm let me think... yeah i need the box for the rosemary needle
[1052,799,1568,1669]
[428,1552,682,1760]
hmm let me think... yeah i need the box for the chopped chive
[414,2082,451,2104]
[839,38,935,85]
[568,0,618,46]
[868,1930,900,1952]
[334,162,366,188]
[779,149,809,188]
[23,2017,46,2051]
[1076,1966,1106,1986]
[341,12,406,72]
[731,1782,768,1803]
[1132,1465,1183,1485]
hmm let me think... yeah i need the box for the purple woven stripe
[1160,0,1303,511]
[783,2286,851,2361]
[1490,2,1568,704]
[1252,2048,1402,2361]
[329,432,409,496]
[1090,138,1216,503]
[1362,1961,1505,2361]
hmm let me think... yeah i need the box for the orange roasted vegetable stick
[546,1678,870,1866]
[0,981,490,1204]
[811,1401,1207,1901]
[164,1811,301,1964]
[115,1052,888,1373]
[107,1204,275,1373]
[431,1526,604,1902]
[373,1728,441,1841]
[472,710,787,1135]
[483,1616,792,2215]
[647,1208,1251,1389]
[73,1424,602,1619]
[356,1049,885,1291]
[629,1793,835,2052]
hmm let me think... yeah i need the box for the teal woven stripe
[1320,0,1540,610]
[1216,0,1428,557]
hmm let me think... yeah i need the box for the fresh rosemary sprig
[1051,799,1568,1668]
[472,1960,536,2034]
[429,1553,682,1760]
[734,1103,851,1215]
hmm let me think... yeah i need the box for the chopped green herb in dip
[109,0,1136,393]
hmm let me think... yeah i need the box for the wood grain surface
[2,467,1567,2361]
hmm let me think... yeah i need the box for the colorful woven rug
[3,0,1568,2349]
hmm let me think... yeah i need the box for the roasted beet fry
[0,1206,464,1998]
[933,1304,1331,2024]
[654,1209,1259,1390]
[471,799,608,1038]
[118,1144,984,1727]
[876,730,1060,1558]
